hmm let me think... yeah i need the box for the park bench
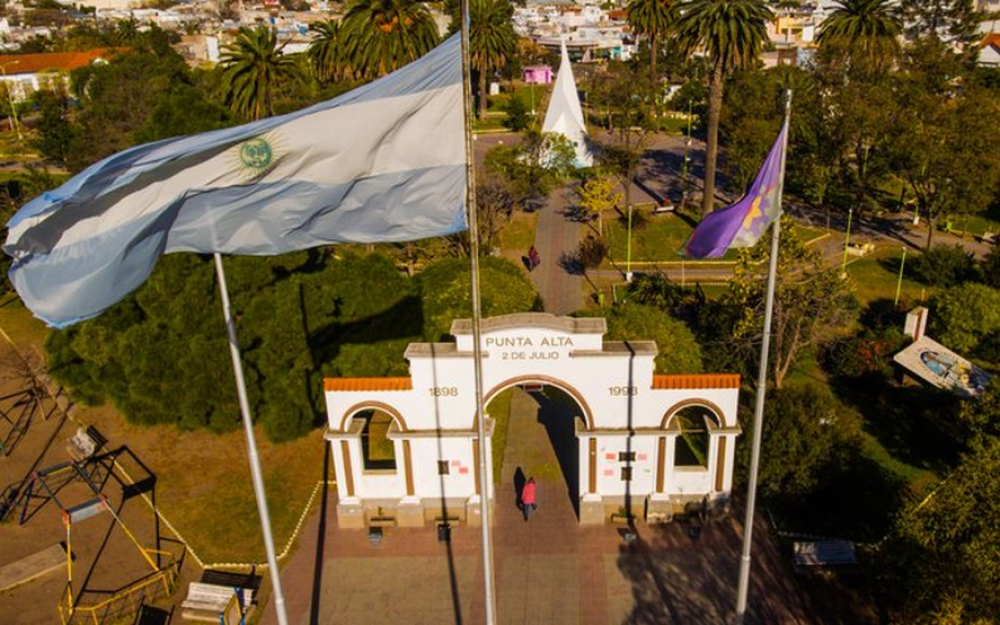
[0,544,66,592]
[181,581,255,622]
[67,425,107,461]
[793,540,857,569]
[652,203,676,215]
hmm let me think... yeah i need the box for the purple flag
[684,122,788,259]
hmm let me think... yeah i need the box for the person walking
[521,477,537,521]
[528,245,540,271]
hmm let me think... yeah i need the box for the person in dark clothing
[528,246,540,271]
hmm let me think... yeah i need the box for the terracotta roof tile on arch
[652,374,741,389]
[324,377,413,392]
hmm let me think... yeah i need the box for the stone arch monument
[324,313,741,528]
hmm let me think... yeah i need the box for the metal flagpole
[459,5,498,624]
[734,90,791,625]
[213,253,289,625]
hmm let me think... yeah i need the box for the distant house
[523,64,553,84]
[979,33,1000,68]
[0,48,119,102]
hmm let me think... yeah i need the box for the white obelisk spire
[542,39,592,168]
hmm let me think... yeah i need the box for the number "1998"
[608,386,637,396]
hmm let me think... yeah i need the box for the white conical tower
[542,40,592,168]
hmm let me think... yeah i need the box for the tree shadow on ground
[614,509,817,625]
[830,377,961,474]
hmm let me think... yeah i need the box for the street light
[0,60,23,141]
[626,204,633,282]
[840,207,853,278]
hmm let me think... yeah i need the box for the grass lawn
[486,389,513,483]
[0,296,49,354]
[498,209,539,260]
[601,208,831,265]
[844,248,933,306]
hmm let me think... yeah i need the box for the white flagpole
[213,253,289,625]
[734,90,791,625]
[459,5,498,624]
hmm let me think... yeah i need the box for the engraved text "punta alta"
[484,336,575,348]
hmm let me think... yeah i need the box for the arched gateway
[324,313,740,528]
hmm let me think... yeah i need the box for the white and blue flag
[4,35,467,328]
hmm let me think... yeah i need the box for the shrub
[907,244,976,287]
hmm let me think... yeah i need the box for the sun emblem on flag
[235,134,280,179]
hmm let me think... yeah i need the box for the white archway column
[578,427,603,525]
[325,424,365,528]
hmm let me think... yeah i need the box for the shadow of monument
[529,390,580,517]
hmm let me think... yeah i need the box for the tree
[31,89,75,166]
[590,62,657,220]
[220,25,300,121]
[929,283,1000,355]
[307,19,350,84]
[957,385,1000,451]
[470,0,516,120]
[486,129,574,202]
[889,41,1000,248]
[745,384,862,500]
[576,302,704,373]
[816,0,902,69]
[880,439,1000,624]
[727,218,858,389]
[672,0,772,215]
[417,256,540,341]
[340,0,439,80]
[575,175,621,236]
[899,0,982,50]
[810,49,897,217]
[66,46,197,170]
[473,170,520,252]
[627,0,675,77]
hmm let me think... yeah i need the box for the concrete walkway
[529,185,585,315]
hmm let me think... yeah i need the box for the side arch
[338,401,410,433]
[482,374,594,431]
[661,398,727,430]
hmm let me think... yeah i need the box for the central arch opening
[486,382,587,518]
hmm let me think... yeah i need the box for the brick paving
[261,388,816,625]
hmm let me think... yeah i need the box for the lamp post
[682,99,692,208]
[0,61,23,142]
[626,203,633,282]
[894,247,908,306]
[840,207,853,278]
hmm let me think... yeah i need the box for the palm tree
[341,0,440,80]
[470,0,515,120]
[627,0,674,77]
[307,19,349,84]
[673,0,771,215]
[817,0,902,68]
[221,25,299,121]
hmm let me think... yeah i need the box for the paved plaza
[262,388,818,625]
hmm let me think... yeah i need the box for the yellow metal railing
[59,549,178,625]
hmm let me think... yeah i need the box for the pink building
[523,65,553,84]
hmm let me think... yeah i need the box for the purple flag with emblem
[684,121,788,259]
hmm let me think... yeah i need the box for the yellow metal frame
[59,494,175,625]
[58,550,177,625]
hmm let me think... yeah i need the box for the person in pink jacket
[521,477,537,521]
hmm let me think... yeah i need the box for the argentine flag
[4,35,467,328]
